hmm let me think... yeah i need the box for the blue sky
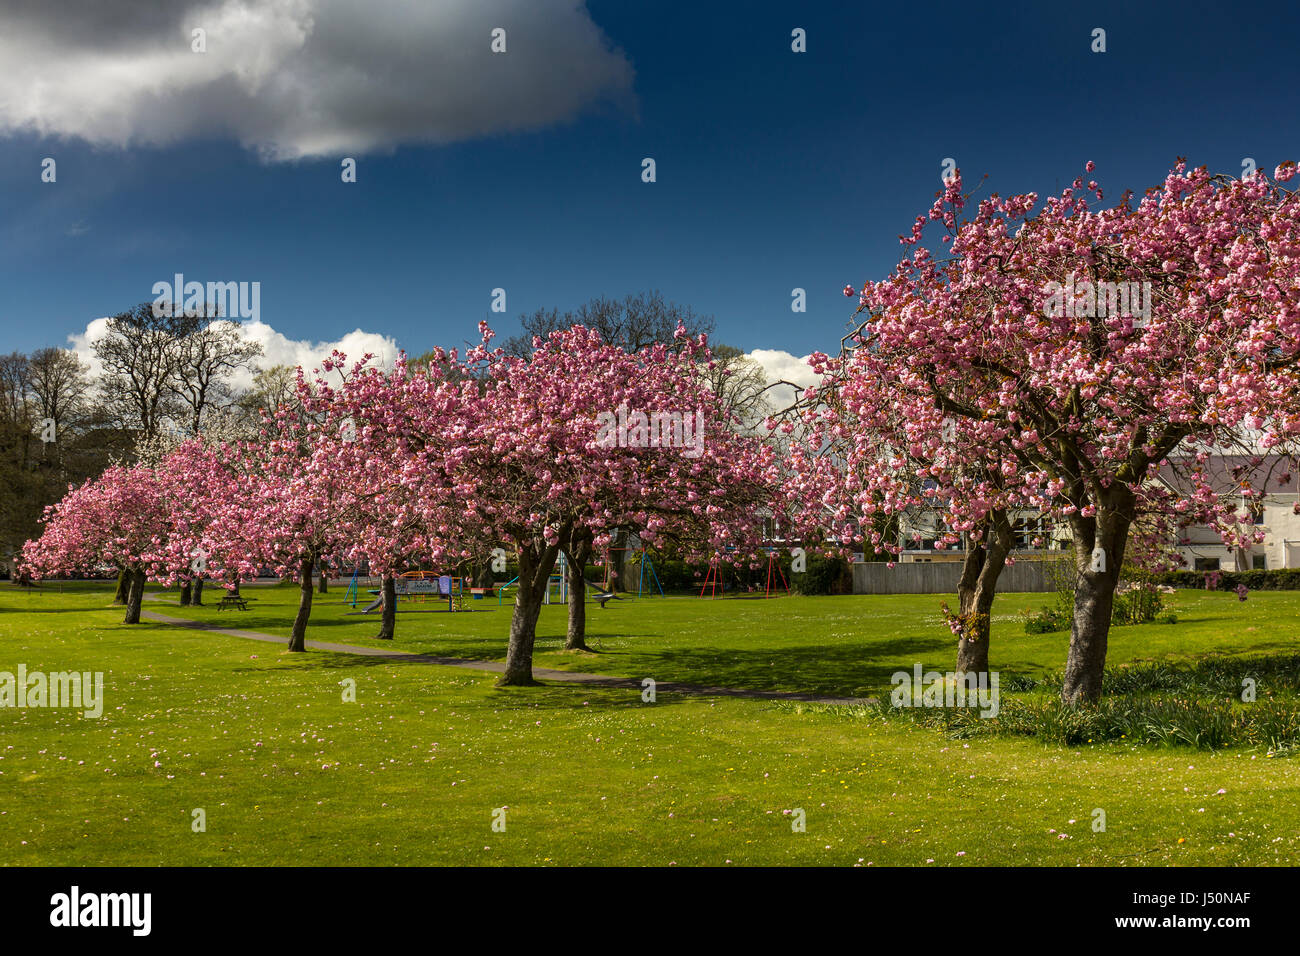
[0,0,1296,370]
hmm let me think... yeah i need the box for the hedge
[1154,568,1300,591]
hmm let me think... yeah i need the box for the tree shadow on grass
[219,649,691,711]
[530,631,664,655]
[492,684,693,713]
[0,603,119,614]
[597,634,954,698]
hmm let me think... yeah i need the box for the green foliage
[1023,554,1077,633]
[1024,555,1165,633]
[792,554,852,595]
[1111,582,1166,626]
[879,654,1300,753]
[1156,568,1300,591]
[1024,605,1072,633]
[882,694,1300,753]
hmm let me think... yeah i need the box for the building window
[1012,515,1045,550]
[1253,554,1267,570]
[1194,557,1221,572]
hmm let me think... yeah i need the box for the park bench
[216,594,250,611]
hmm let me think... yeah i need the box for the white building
[1166,456,1300,571]
[890,456,1300,571]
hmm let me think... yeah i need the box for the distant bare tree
[697,344,770,426]
[0,353,33,455]
[170,314,263,436]
[93,303,192,444]
[504,290,714,357]
[27,348,90,460]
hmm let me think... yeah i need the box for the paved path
[141,595,874,706]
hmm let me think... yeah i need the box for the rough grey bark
[606,528,627,592]
[563,533,593,651]
[113,569,130,605]
[288,556,314,652]
[499,535,562,686]
[1062,487,1134,704]
[954,510,1014,677]
[472,558,494,589]
[122,568,146,624]
[375,574,397,640]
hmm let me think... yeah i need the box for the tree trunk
[375,574,397,640]
[954,511,1013,677]
[499,536,562,686]
[563,534,593,651]
[193,578,204,605]
[113,569,130,605]
[123,568,146,624]
[1062,491,1133,704]
[318,562,329,593]
[289,556,314,652]
[179,582,192,607]
[606,528,627,592]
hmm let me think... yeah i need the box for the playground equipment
[698,549,790,599]
[698,555,723,599]
[546,553,567,605]
[631,549,664,598]
[497,575,518,606]
[344,563,363,608]
[356,571,497,613]
[493,548,649,606]
[763,550,790,598]
[596,545,664,598]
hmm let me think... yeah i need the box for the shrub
[1024,556,1163,633]
[1155,568,1300,591]
[792,554,852,595]
[1111,580,1165,625]
[1025,605,1072,633]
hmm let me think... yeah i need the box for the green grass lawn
[2,581,1299,866]
[139,580,1300,698]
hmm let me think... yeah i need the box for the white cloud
[68,316,399,392]
[745,348,821,411]
[0,0,634,161]
[66,315,817,411]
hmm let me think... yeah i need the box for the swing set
[598,545,664,599]
[698,549,790,599]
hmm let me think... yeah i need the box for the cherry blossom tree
[779,354,1029,677]
[839,159,1300,701]
[21,465,170,623]
[409,323,779,683]
[204,366,360,652]
[301,352,489,641]
[134,409,257,606]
